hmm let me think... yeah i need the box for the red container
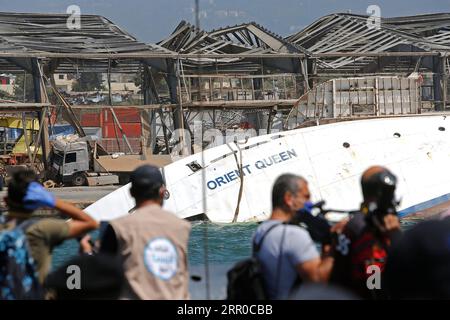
[103,109,140,124]
[80,113,101,127]
[80,108,142,139]
[102,123,142,138]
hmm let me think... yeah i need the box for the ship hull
[85,114,450,223]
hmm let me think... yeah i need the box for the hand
[79,235,94,255]
[382,213,401,234]
[329,218,349,255]
[330,217,349,234]
[370,213,401,236]
[321,244,333,257]
[23,182,56,210]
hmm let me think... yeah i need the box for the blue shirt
[253,220,319,299]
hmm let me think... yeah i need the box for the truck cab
[51,140,91,186]
[50,136,119,187]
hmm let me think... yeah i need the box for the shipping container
[102,123,142,138]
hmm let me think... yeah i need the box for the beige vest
[110,204,191,300]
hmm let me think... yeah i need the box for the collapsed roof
[286,13,450,73]
[0,12,449,76]
[158,20,307,73]
[0,12,173,74]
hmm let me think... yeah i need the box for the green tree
[133,69,167,95]
[13,73,35,102]
[72,73,104,92]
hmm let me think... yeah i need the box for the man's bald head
[361,166,387,183]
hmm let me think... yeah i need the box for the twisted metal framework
[1,11,450,156]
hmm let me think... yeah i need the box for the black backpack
[226,223,282,300]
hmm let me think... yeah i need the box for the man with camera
[329,166,402,299]
[253,174,334,299]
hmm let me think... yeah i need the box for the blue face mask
[298,201,314,215]
[23,182,56,210]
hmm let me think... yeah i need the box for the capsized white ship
[85,114,450,223]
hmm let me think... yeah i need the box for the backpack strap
[0,217,38,235]
[253,221,284,254]
[14,218,39,234]
[17,219,35,228]
[274,224,288,298]
[0,214,6,225]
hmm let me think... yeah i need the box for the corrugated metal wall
[287,76,421,129]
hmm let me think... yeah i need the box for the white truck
[50,135,119,186]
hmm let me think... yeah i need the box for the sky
[0,0,449,43]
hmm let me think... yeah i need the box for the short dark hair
[130,183,162,202]
[7,169,38,213]
[272,174,304,209]
[129,165,164,202]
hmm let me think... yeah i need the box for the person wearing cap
[329,166,402,299]
[99,165,191,300]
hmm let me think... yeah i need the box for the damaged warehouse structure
[0,11,449,185]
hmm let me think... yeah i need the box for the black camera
[290,200,362,244]
[289,201,334,244]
